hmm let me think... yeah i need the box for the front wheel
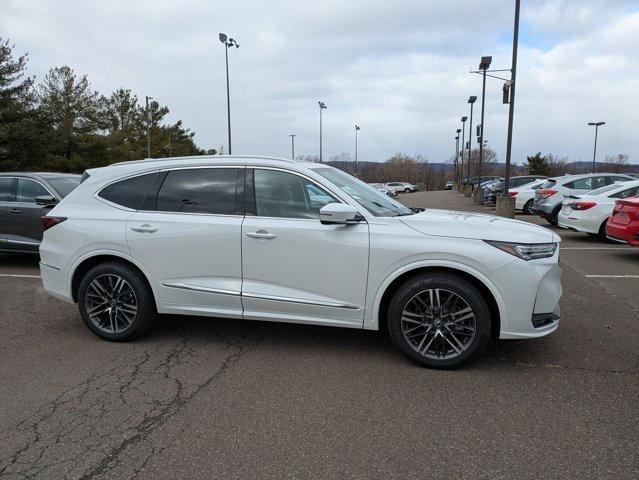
[78,262,156,341]
[387,273,491,369]
[404,188,411,193]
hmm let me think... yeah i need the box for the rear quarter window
[98,172,159,210]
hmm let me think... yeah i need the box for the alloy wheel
[401,288,476,360]
[84,274,138,334]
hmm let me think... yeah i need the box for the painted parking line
[585,275,639,278]
[0,274,41,279]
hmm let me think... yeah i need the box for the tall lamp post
[145,96,153,158]
[459,116,467,191]
[455,128,461,185]
[354,124,360,175]
[476,56,492,202]
[219,33,239,154]
[289,133,296,159]
[465,96,477,196]
[588,122,605,173]
[318,101,327,162]
[503,0,520,200]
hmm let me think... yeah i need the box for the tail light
[538,189,557,199]
[568,201,597,211]
[41,216,67,231]
[508,191,518,197]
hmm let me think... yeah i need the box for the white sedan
[558,180,639,239]
[511,179,547,214]
[40,155,562,369]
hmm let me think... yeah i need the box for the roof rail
[110,155,298,167]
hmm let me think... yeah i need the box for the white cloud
[1,0,638,164]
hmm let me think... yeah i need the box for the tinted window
[254,169,338,219]
[48,176,81,197]
[157,168,238,214]
[565,177,593,190]
[540,179,557,189]
[0,178,14,201]
[99,172,159,210]
[16,179,49,203]
[611,186,639,199]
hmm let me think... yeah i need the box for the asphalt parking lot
[1,190,638,479]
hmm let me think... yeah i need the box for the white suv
[40,156,562,369]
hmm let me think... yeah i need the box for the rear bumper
[40,261,73,303]
[606,222,639,246]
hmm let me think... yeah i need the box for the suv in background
[384,182,419,193]
[0,172,81,253]
[533,173,635,225]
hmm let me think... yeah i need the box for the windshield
[48,176,81,197]
[314,167,413,217]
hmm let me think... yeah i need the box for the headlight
[484,240,558,260]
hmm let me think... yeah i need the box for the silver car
[532,173,635,225]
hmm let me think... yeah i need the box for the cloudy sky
[2,0,638,164]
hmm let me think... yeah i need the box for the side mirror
[319,203,361,225]
[35,195,58,206]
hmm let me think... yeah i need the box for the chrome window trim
[242,291,360,310]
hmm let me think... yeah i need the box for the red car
[606,196,639,246]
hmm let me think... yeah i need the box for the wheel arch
[69,251,156,304]
[371,262,504,339]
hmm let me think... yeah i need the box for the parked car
[0,172,81,253]
[606,196,639,246]
[532,173,635,225]
[385,182,419,193]
[486,176,547,204]
[481,178,503,204]
[444,181,454,190]
[369,183,397,197]
[510,179,547,215]
[558,181,639,239]
[39,156,563,369]
[467,176,501,190]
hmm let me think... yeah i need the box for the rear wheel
[404,188,411,193]
[387,273,491,369]
[78,262,156,341]
[545,205,561,226]
[598,219,609,242]
[523,199,535,215]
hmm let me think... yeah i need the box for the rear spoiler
[80,168,99,183]
[564,194,581,200]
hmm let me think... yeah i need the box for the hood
[400,208,560,244]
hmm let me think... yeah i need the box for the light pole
[588,122,605,172]
[145,96,153,158]
[289,134,296,159]
[354,124,360,175]
[466,96,477,195]
[219,33,239,154]
[477,56,492,199]
[318,101,327,162]
[455,128,461,185]
[459,116,467,191]
[503,0,520,198]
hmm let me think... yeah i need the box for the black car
[0,172,81,253]
[486,175,547,204]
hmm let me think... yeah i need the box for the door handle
[7,208,21,214]
[130,224,157,233]
[245,230,276,240]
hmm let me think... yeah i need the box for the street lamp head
[229,38,239,48]
[588,121,605,126]
[479,56,492,70]
[468,96,477,104]
[461,116,467,122]
[456,128,461,133]
[218,33,228,43]
[318,101,327,109]
[355,125,360,130]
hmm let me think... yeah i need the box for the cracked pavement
[1,190,638,479]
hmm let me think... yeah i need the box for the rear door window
[611,186,639,199]
[99,172,159,210]
[565,178,592,190]
[16,179,50,203]
[0,178,15,201]
[156,168,239,215]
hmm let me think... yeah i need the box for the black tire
[78,261,156,341]
[598,219,609,242]
[546,205,561,226]
[404,188,411,193]
[387,273,491,369]
[523,199,534,215]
